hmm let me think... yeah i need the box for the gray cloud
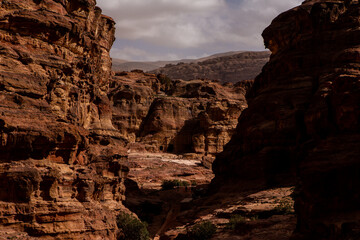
[97,0,303,61]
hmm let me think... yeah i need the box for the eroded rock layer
[0,0,249,235]
[108,71,162,144]
[108,71,248,161]
[213,0,360,239]
[0,0,129,239]
[138,79,247,159]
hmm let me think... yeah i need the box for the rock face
[138,79,247,159]
[108,71,248,160]
[108,71,162,143]
[108,71,251,160]
[213,0,360,239]
[151,51,270,83]
[0,0,248,231]
[0,0,129,239]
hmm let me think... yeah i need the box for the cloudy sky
[97,0,303,61]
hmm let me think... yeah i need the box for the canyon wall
[0,0,249,237]
[138,79,247,157]
[0,0,129,239]
[108,71,162,144]
[213,0,360,239]
[109,71,248,161]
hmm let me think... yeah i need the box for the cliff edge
[213,1,360,239]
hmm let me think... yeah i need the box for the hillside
[111,51,246,72]
[151,51,270,83]
[112,61,162,72]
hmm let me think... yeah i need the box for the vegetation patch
[161,179,190,190]
[226,214,258,234]
[188,221,217,240]
[273,198,294,215]
[157,74,173,91]
[116,212,149,240]
[226,214,247,230]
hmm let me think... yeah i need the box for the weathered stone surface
[0,0,129,239]
[108,71,162,143]
[107,71,248,160]
[213,0,360,239]
[138,79,247,158]
[162,187,295,240]
[0,0,248,236]
[0,158,128,239]
[0,0,117,137]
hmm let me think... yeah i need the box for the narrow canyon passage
[0,0,359,239]
[123,152,296,239]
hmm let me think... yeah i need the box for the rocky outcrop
[213,0,360,239]
[0,156,128,239]
[107,71,248,160]
[151,51,270,83]
[0,0,129,239]
[138,80,247,159]
[108,71,162,143]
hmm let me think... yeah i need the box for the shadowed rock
[0,0,129,239]
[212,1,360,239]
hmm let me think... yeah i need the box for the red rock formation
[108,71,162,143]
[0,0,129,239]
[108,71,248,161]
[138,79,247,159]
[213,0,360,239]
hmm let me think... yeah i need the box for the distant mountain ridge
[111,51,246,72]
[150,51,270,83]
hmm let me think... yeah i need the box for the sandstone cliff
[0,0,129,239]
[0,0,249,234]
[108,71,248,162]
[139,79,247,157]
[151,51,270,83]
[213,0,360,239]
[108,71,162,144]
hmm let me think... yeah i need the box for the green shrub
[161,179,190,190]
[191,180,197,186]
[182,181,190,187]
[157,74,172,91]
[161,180,178,190]
[226,214,257,234]
[188,221,217,240]
[226,215,247,230]
[116,212,149,240]
[274,198,294,215]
